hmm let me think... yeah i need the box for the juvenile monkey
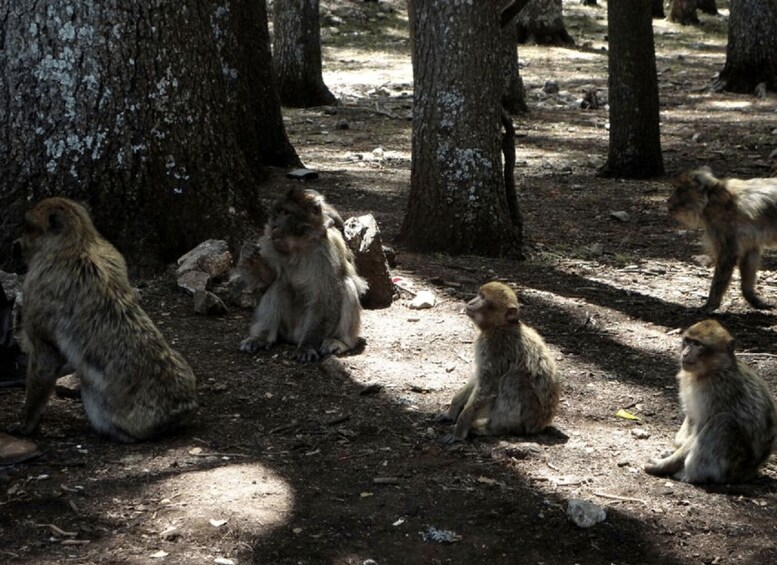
[668,166,777,312]
[440,282,560,442]
[11,198,197,443]
[239,188,367,362]
[645,320,776,483]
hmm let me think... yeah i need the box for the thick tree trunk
[716,0,777,94]
[0,1,297,269]
[401,0,521,256]
[601,0,664,179]
[516,0,574,46]
[273,0,336,107]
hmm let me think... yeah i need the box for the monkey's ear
[505,306,519,324]
[47,210,66,234]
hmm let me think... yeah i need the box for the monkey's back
[24,238,198,439]
[679,362,776,474]
[480,324,560,434]
[728,178,777,249]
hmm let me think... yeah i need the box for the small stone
[336,119,350,130]
[609,211,629,222]
[566,499,606,528]
[372,147,385,158]
[177,270,209,294]
[755,82,767,99]
[769,148,777,159]
[286,168,319,180]
[631,428,651,439]
[344,215,393,309]
[176,239,232,280]
[692,132,703,143]
[409,290,436,310]
[543,80,560,94]
[589,243,604,256]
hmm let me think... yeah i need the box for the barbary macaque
[668,166,777,312]
[645,320,776,483]
[440,282,560,442]
[10,198,198,442]
[239,188,367,362]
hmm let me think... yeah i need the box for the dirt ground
[3,1,777,564]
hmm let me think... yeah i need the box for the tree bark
[516,0,574,46]
[653,0,666,18]
[273,0,337,107]
[500,2,528,115]
[715,0,777,94]
[401,0,521,256]
[601,0,664,179]
[669,0,700,24]
[0,0,297,270]
[698,0,718,15]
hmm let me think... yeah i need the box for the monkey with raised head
[239,187,367,362]
[668,166,777,313]
[10,198,198,443]
[645,320,776,483]
[440,282,560,443]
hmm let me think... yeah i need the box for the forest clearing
[2,1,777,564]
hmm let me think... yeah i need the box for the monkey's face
[680,320,735,374]
[466,283,520,329]
[667,176,707,227]
[268,190,329,255]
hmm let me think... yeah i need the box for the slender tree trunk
[669,0,700,24]
[516,0,574,46]
[273,0,337,107]
[601,0,664,179]
[213,0,301,172]
[715,0,777,94]
[653,0,666,18]
[698,0,718,15]
[400,0,521,256]
[500,1,528,115]
[0,0,297,269]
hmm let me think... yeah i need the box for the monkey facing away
[440,282,560,443]
[668,166,777,312]
[645,320,776,483]
[239,188,367,362]
[11,198,197,443]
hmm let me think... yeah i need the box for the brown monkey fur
[668,166,777,312]
[440,282,560,443]
[239,188,367,362]
[645,320,776,483]
[11,198,197,443]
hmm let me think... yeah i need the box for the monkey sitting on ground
[439,282,560,443]
[668,166,777,312]
[239,188,368,362]
[10,198,198,443]
[645,320,777,483]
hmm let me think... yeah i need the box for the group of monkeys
[6,166,777,484]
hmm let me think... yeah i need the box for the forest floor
[3,1,777,564]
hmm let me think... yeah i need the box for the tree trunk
[716,0,777,94]
[516,0,574,46]
[214,0,301,173]
[698,0,718,15]
[400,0,521,256]
[601,0,664,179]
[273,0,337,107]
[653,0,666,18]
[0,1,298,270]
[500,2,528,115]
[669,0,700,24]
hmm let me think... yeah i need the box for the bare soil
[3,2,777,564]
